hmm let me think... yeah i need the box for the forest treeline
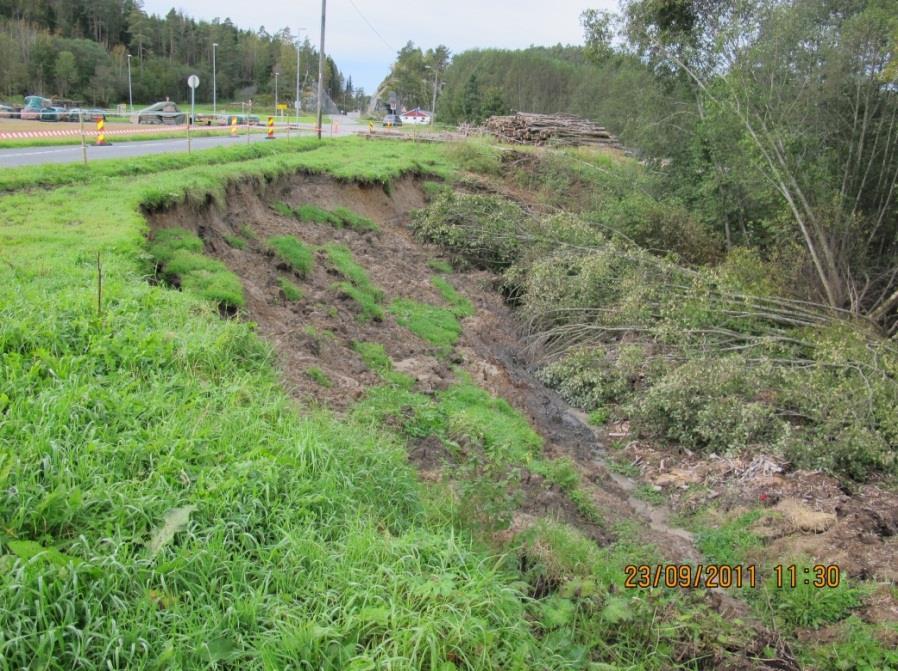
[396,0,896,331]
[0,0,365,108]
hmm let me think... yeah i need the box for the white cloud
[140,0,617,92]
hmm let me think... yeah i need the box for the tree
[613,0,898,328]
[54,50,77,97]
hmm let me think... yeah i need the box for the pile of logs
[484,112,619,148]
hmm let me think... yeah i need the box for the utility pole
[274,71,279,118]
[295,28,305,120]
[212,43,218,116]
[316,0,326,140]
[127,54,133,114]
[430,66,439,124]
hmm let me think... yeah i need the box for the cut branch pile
[484,113,620,148]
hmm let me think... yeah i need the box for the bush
[628,356,785,455]
[411,192,526,270]
[537,347,630,411]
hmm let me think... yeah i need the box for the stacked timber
[484,112,619,147]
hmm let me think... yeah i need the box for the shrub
[537,348,629,411]
[628,356,785,455]
[411,192,526,270]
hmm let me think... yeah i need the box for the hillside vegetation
[0,1,354,107]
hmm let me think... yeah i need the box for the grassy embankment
[0,137,756,669]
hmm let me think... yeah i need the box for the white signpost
[187,74,199,125]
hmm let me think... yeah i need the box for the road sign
[187,74,200,89]
[277,103,288,111]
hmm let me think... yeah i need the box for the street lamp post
[274,72,279,118]
[127,54,133,114]
[316,0,326,140]
[295,28,305,120]
[212,43,218,116]
[425,64,440,124]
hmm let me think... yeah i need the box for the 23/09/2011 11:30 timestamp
[624,563,842,590]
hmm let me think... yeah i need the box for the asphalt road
[0,118,360,168]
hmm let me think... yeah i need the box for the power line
[345,0,395,54]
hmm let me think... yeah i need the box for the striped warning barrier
[266,116,275,140]
[0,125,197,140]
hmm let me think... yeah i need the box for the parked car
[67,108,106,122]
[39,107,67,121]
[20,95,53,120]
[135,101,187,125]
[221,114,261,126]
[382,114,402,127]
[0,103,17,118]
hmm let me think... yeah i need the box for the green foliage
[411,191,526,270]
[439,379,543,464]
[633,484,665,505]
[427,258,453,274]
[431,276,474,317]
[324,244,384,301]
[422,181,451,202]
[296,203,342,225]
[443,140,502,175]
[223,234,246,250]
[307,366,332,387]
[628,356,785,455]
[0,7,352,108]
[277,276,303,301]
[587,407,610,425]
[537,348,631,411]
[148,228,244,308]
[268,235,314,277]
[761,564,862,630]
[332,207,379,232]
[389,298,462,347]
[803,616,898,670]
[695,510,763,565]
[352,341,414,388]
[333,282,384,322]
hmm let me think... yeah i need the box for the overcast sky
[141,0,618,93]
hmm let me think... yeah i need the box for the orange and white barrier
[0,125,196,140]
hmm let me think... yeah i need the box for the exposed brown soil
[617,436,898,585]
[147,172,696,559]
